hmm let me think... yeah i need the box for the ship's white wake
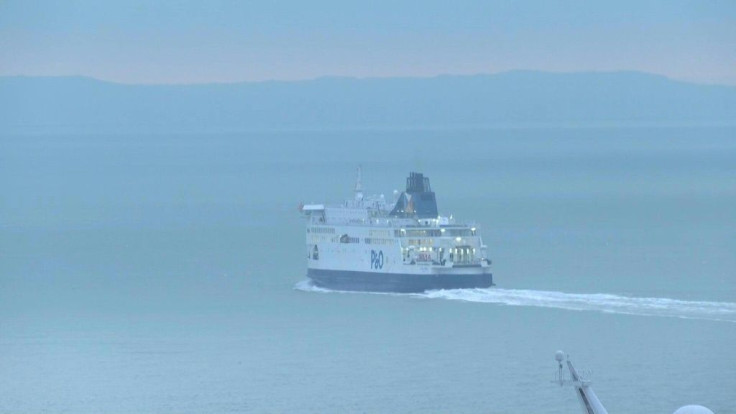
[295,280,736,323]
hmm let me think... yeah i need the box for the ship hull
[307,268,493,293]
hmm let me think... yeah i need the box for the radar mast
[354,165,364,201]
[554,351,608,414]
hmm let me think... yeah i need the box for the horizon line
[3,69,734,88]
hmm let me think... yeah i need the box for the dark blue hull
[307,268,493,293]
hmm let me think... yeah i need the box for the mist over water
[1,126,735,413]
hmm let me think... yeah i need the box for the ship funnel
[406,171,432,193]
[389,172,438,219]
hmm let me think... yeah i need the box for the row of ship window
[309,227,475,237]
[308,227,336,234]
[309,235,438,246]
[394,228,476,237]
[363,238,395,245]
[309,235,397,245]
[339,235,394,245]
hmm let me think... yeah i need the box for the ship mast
[354,165,364,201]
[554,351,608,414]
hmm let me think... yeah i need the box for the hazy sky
[1,1,735,85]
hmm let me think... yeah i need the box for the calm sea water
[1,127,735,413]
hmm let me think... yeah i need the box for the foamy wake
[294,280,736,323]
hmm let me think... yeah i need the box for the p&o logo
[370,250,384,270]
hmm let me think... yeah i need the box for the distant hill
[1,71,735,133]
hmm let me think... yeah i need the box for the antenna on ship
[354,165,364,201]
[553,351,714,414]
[554,351,608,414]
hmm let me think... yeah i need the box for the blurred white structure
[673,406,715,414]
[554,351,714,414]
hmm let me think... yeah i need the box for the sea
[1,126,734,413]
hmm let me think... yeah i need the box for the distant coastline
[2,71,735,134]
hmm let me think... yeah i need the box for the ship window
[444,228,472,237]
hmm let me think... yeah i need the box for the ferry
[299,168,493,292]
